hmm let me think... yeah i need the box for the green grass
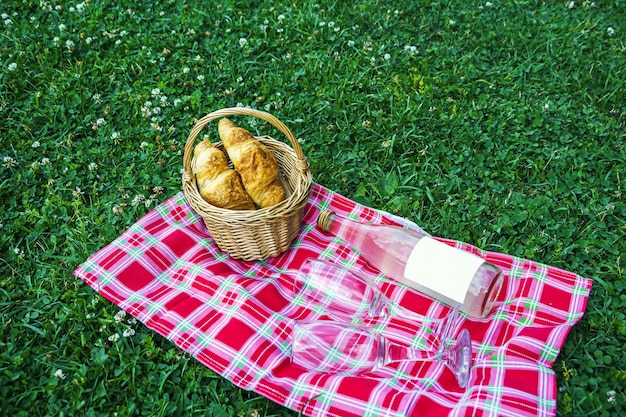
[1,0,624,415]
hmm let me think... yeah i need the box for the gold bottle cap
[316,210,335,232]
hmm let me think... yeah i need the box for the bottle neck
[317,211,374,245]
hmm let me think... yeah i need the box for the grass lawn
[1,0,625,415]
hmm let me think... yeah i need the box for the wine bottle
[317,210,503,318]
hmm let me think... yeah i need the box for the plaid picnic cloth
[74,183,592,417]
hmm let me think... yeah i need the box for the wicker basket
[182,107,312,261]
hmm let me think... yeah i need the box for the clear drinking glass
[291,320,472,389]
[290,258,473,388]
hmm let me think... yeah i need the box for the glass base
[449,328,472,388]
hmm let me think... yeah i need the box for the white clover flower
[277,14,285,21]
[607,27,615,36]
[183,67,190,74]
[114,310,127,323]
[54,369,66,380]
[4,18,13,26]
[448,19,456,26]
[384,53,391,60]
[151,87,161,97]
[123,328,135,337]
[66,39,75,49]
[607,390,616,403]
[96,118,106,126]
[112,204,124,215]
[173,98,182,106]
[131,194,145,206]
[41,157,51,165]
[197,75,205,81]
[140,141,149,149]
[73,187,84,199]
[568,1,575,8]
[108,333,120,342]
[8,62,17,71]
[58,23,66,31]
[239,37,248,47]
[347,40,355,47]
[3,156,17,167]
[88,162,97,171]
[111,132,120,140]
[404,45,418,55]
[85,37,93,44]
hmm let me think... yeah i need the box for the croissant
[193,140,256,210]
[218,118,286,208]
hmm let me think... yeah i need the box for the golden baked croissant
[193,140,256,210]
[218,118,286,208]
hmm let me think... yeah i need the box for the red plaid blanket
[74,184,592,417]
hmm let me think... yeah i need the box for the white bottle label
[403,237,484,304]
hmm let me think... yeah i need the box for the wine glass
[292,258,458,344]
[291,320,472,389]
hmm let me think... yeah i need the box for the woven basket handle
[182,107,309,183]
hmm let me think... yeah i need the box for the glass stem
[384,340,441,364]
[388,303,442,327]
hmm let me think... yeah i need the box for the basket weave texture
[182,107,312,261]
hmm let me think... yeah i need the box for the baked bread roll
[193,140,256,210]
[218,118,286,208]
